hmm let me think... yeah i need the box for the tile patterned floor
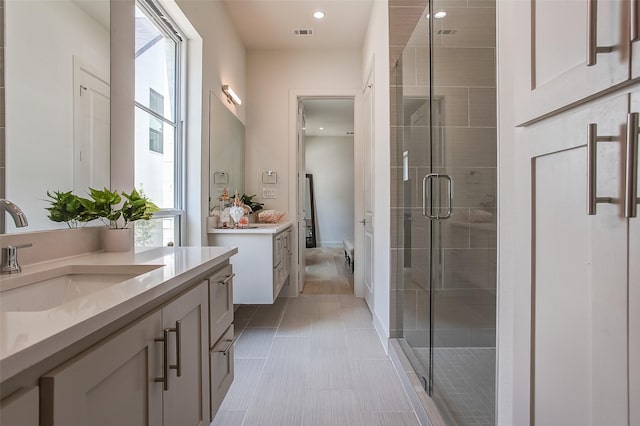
[303,247,354,295]
[213,295,420,425]
[413,347,496,426]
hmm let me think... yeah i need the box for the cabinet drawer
[210,324,234,420]
[208,264,234,346]
[0,387,39,426]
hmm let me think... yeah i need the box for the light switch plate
[263,188,277,199]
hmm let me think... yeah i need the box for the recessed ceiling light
[319,127,324,130]
[313,10,326,20]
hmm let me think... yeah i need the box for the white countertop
[0,246,237,382]
[208,222,292,234]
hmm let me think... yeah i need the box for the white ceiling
[303,99,354,137]
[222,0,374,50]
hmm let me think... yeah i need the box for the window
[134,0,184,246]
[149,89,164,153]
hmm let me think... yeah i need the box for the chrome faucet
[0,199,29,227]
[0,199,31,274]
[1,244,32,274]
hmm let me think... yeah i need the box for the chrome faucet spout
[0,199,29,227]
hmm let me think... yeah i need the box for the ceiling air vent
[437,29,457,35]
[293,29,314,36]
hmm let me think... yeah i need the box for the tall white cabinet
[499,1,640,424]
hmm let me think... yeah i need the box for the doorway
[297,98,355,295]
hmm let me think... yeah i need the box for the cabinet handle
[587,0,614,66]
[587,123,617,215]
[154,329,170,391]
[217,273,235,286]
[213,339,234,356]
[168,321,182,377]
[633,0,640,42]
[626,113,639,218]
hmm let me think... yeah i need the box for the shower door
[394,0,497,424]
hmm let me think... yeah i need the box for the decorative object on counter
[230,193,264,223]
[258,209,286,223]
[229,190,247,228]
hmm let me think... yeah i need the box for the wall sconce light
[222,85,242,105]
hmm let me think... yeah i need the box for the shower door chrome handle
[626,113,639,218]
[587,0,614,66]
[422,173,453,220]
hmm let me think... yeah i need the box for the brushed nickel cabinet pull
[587,0,614,66]
[155,329,170,391]
[169,321,182,377]
[626,113,639,218]
[218,273,235,286]
[587,123,617,215]
[633,0,640,42]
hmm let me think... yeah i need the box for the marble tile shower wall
[390,0,497,348]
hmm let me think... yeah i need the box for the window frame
[134,0,186,246]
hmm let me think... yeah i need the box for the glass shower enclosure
[391,0,497,424]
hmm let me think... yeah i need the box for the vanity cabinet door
[0,387,39,426]
[40,311,163,426]
[208,264,234,346]
[162,282,209,426]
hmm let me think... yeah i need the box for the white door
[297,100,307,293]
[523,94,629,425]
[513,0,629,123]
[73,58,110,192]
[362,75,375,309]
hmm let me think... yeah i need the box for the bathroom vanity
[208,223,292,304]
[0,246,237,425]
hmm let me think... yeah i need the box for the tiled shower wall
[389,0,497,348]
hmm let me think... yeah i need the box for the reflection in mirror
[209,93,245,210]
[4,0,110,233]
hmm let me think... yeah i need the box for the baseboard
[317,241,342,248]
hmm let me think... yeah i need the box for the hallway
[213,250,419,425]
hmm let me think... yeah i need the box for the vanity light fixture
[313,10,326,20]
[222,85,242,105]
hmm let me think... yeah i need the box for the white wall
[361,0,391,339]
[174,0,246,245]
[305,136,355,247]
[5,0,109,232]
[246,49,361,296]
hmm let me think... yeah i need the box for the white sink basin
[0,264,163,312]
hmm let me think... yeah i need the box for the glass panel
[393,0,433,392]
[429,0,497,424]
[135,215,179,247]
[134,108,176,209]
[134,5,176,122]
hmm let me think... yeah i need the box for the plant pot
[103,228,133,252]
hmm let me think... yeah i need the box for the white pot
[103,228,133,252]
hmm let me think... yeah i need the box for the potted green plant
[45,190,91,228]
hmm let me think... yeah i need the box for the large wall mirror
[4,0,110,233]
[209,93,245,209]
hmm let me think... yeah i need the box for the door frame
[288,89,363,296]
